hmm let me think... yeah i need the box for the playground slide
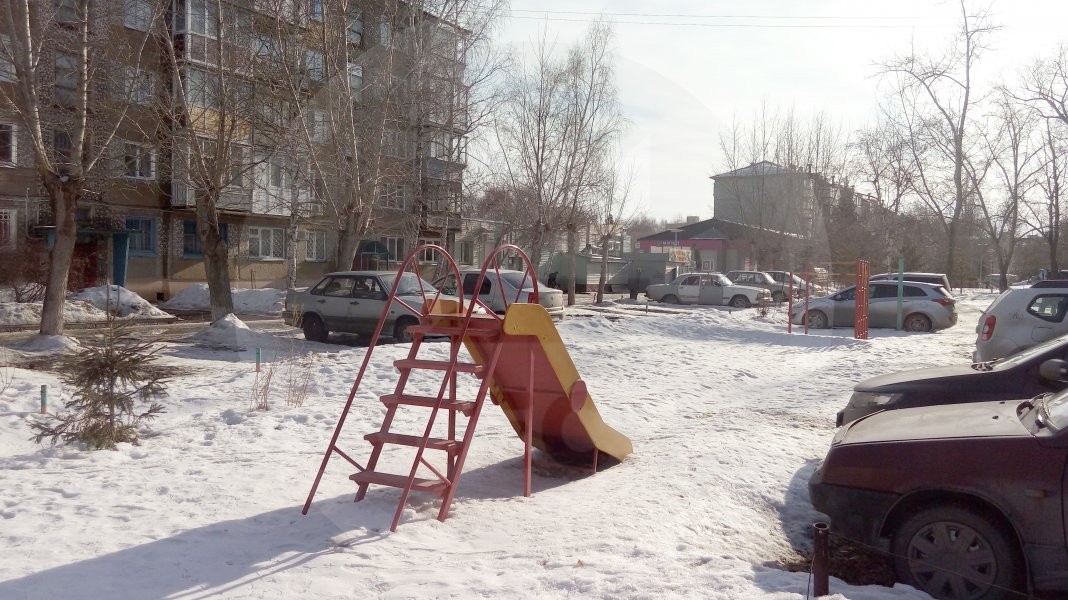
[462,303,633,466]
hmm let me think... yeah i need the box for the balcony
[422,156,465,182]
[171,180,253,212]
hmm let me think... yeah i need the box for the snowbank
[160,284,285,315]
[69,285,170,318]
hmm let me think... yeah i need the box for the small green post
[255,348,261,373]
[40,384,47,414]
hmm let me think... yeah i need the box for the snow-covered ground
[0,285,172,326]
[161,284,285,316]
[0,291,998,599]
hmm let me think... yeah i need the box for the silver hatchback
[790,280,957,332]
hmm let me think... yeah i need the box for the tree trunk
[566,225,577,305]
[39,185,79,336]
[195,193,234,322]
[596,235,609,304]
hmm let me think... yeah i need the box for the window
[185,68,217,108]
[306,230,327,261]
[378,183,408,209]
[459,241,473,265]
[348,64,363,101]
[254,36,280,62]
[53,130,71,173]
[306,110,328,143]
[417,239,436,262]
[55,52,77,106]
[680,275,700,286]
[228,145,248,188]
[188,0,219,37]
[382,129,411,158]
[123,143,154,179]
[182,219,228,257]
[119,67,155,104]
[379,20,392,46]
[348,12,363,45]
[0,36,15,83]
[0,124,14,165]
[56,0,78,23]
[248,226,285,259]
[125,217,156,255]
[309,0,323,21]
[0,209,15,249]
[304,50,324,82]
[1027,295,1068,323]
[384,236,404,262]
[269,158,289,188]
[124,0,153,30]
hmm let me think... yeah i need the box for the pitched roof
[638,218,728,242]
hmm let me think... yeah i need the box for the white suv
[975,281,1068,361]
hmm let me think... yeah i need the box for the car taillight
[981,315,996,341]
[933,298,954,307]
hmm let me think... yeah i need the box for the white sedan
[645,273,771,308]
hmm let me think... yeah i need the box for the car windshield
[500,271,535,289]
[994,334,1068,369]
[381,273,438,295]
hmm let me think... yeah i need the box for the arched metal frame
[462,243,540,321]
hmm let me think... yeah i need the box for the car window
[437,274,458,295]
[680,275,700,286]
[902,285,927,297]
[836,287,857,301]
[352,276,382,299]
[1027,295,1068,323]
[869,284,897,299]
[501,272,533,289]
[462,274,492,295]
[322,277,356,298]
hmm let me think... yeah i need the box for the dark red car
[809,391,1068,599]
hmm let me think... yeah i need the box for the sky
[0,284,997,598]
[495,0,1068,221]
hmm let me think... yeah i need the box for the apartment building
[0,0,467,301]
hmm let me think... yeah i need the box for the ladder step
[381,394,476,415]
[350,471,448,496]
[395,358,483,375]
[365,432,462,453]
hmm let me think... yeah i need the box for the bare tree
[879,0,997,282]
[593,162,635,304]
[1026,117,1067,273]
[1020,45,1068,126]
[0,1,157,335]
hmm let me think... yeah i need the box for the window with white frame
[119,66,155,105]
[348,64,363,101]
[123,143,154,179]
[384,237,404,262]
[306,230,327,261]
[269,158,289,189]
[248,226,285,259]
[0,36,15,83]
[459,241,473,265]
[54,52,77,106]
[378,183,408,209]
[348,12,363,45]
[185,68,217,108]
[125,216,156,255]
[382,129,411,158]
[187,0,219,37]
[0,124,15,165]
[123,0,153,30]
[417,239,437,262]
[304,50,324,82]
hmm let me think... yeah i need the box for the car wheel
[302,314,328,343]
[662,294,679,304]
[903,313,933,332]
[393,316,418,342]
[729,295,751,308]
[806,310,829,329]
[892,505,1023,600]
[772,291,787,303]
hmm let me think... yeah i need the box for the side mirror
[1039,359,1068,381]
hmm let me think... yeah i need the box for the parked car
[791,280,957,332]
[433,269,565,320]
[766,270,818,296]
[809,389,1068,599]
[837,333,1068,426]
[869,271,952,291]
[724,270,791,302]
[645,272,771,308]
[974,280,1068,361]
[283,271,444,343]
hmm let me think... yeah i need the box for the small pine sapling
[31,321,168,450]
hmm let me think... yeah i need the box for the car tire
[729,295,751,308]
[806,310,829,329]
[393,316,418,342]
[662,294,679,304]
[302,314,328,343]
[772,291,787,303]
[903,313,933,332]
[891,505,1023,600]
